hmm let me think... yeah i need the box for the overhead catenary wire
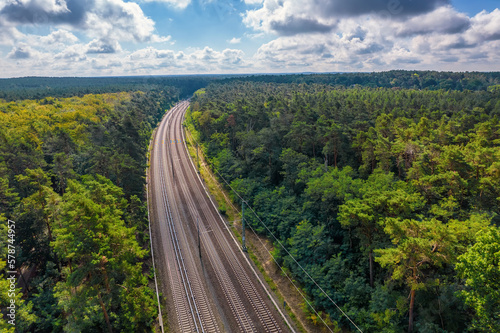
[185,128,364,333]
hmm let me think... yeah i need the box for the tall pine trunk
[98,293,113,333]
[408,289,415,333]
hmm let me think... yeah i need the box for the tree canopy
[186,77,500,332]
[0,87,175,331]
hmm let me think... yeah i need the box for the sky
[0,0,499,77]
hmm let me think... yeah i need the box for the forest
[0,87,178,332]
[0,76,215,101]
[186,78,500,332]
[219,70,500,92]
[1,71,499,332]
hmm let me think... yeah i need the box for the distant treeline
[0,76,215,101]
[3,71,500,102]
[221,70,500,91]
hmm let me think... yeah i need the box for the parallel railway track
[151,102,219,332]
[149,101,291,332]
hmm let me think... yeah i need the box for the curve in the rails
[149,101,220,333]
[166,102,291,333]
[169,108,257,333]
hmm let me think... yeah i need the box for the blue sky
[0,0,499,77]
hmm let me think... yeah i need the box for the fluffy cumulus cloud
[86,38,122,54]
[54,44,87,62]
[0,23,24,45]
[7,43,34,59]
[0,0,499,76]
[243,0,338,36]
[0,0,181,76]
[1,43,250,77]
[82,0,158,42]
[393,6,470,37]
[243,0,263,5]
[41,29,79,44]
[243,0,451,36]
[468,9,500,42]
[116,46,247,74]
[0,0,90,33]
[140,0,191,10]
[245,0,500,71]
[228,37,241,44]
[0,0,168,52]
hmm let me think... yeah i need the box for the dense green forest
[186,79,500,332]
[221,70,500,92]
[1,71,499,332]
[0,76,213,101]
[0,88,177,331]
[3,70,499,102]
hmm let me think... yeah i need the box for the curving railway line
[148,101,292,332]
[150,101,220,332]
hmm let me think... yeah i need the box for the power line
[187,131,364,333]
[243,210,335,333]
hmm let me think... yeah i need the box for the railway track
[170,109,258,333]
[149,101,292,332]
[151,102,219,332]
[169,103,286,333]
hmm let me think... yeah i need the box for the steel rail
[170,103,286,333]
[170,106,257,332]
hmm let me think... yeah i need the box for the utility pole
[170,140,175,180]
[196,141,200,174]
[242,200,247,252]
[197,217,201,259]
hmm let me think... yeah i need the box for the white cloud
[151,34,172,43]
[0,0,170,46]
[125,46,248,73]
[244,0,263,4]
[228,37,241,44]
[393,6,470,37]
[0,25,24,45]
[86,38,122,54]
[250,6,500,72]
[0,0,499,76]
[242,0,451,36]
[41,29,79,44]
[91,58,122,70]
[0,45,249,77]
[221,48,245,67]
[139,0,191,10]
[467,9,500,43]
[242,0,338,35]
[54,44,87,62]
[83,0,156,42]
[16,29,79,53]
[129,47,176,60]
[7,43,35,59]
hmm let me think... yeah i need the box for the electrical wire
[186,130,364,333]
